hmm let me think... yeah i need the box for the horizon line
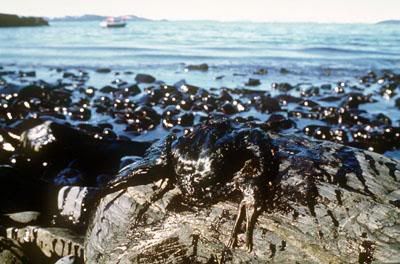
[3,12,400,24]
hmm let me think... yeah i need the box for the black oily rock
[275,94,302,103]
[95,67,111,74]
[17,84,48,100]
[177,82,199,95]
[280,68,289,74]
[99,85,117,93]
[135,73,156,83]
[220,102,237,115]
[178,113,194,127]
[254,68,268,75]
[86,133,400,263]
[245,78,261,86]
[114,84,141,97]
[119,156,144,169]
[18,71,36,77]
[53,167,86,186]
[185,63,209,71]
[0,165,46,213]
[395,97,400,109]
[219,89,233,101]
[272,82,293,92]
[340,92,375,109]
[100,120,279,253]
[299,99,320,108]
[62,72,78,79]
[19,120,152,182]
[254,95,281,112]
[17,84,72,107]
[263,114,296,131]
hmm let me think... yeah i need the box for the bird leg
[244,198,258,252]
[227,195,258,252]
[227,200,246,248]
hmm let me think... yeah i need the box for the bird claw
[245,240,253,252]
[227,237,237,249]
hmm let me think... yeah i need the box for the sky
[2,0,400,23]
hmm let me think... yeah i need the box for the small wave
[300,47,400,56]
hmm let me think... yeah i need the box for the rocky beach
[0,63,399,263]
[0,11,400,263]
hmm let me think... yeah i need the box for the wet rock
[301,86,319,97]
[0,237,27,264]
[220,102,237,115]
[280,68,289,74]
[245,78,261,86]
[119,156,143,169]
[69,105,91,121]
[185,63,209,71]
[263,114,296,131]
[304,125,348,143]
[111,78,127,87]
[99,85,117,93]
[2,211,41,225]
[272,82,293,92]
[62,72,77,79]
[0,70,16,76]
[114,84,141,98]
[19,71,36,78]
[19,120,151,182]
[0,165,46,213]
[178,113,195,127]
[219,89,233,102]
[95,68,111,74]
[288,109,320,120]
[275,94,302,104]
[254,68,268,75]
[379,83,397,97]
[371,113,392,126]
[254,95,281,112]
[320,95,341,102]
[299,99,320,108]
[86,134,400,263]
[53,168,86,186]
[340,93,375,109]
[395,97,400,109]
[135,73,156,83]
[57,186,98,226]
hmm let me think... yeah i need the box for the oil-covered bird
[104,119,280,251]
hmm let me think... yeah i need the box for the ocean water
[1,21,399,76]
[1,20,400,158]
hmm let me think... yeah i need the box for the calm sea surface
[0,21,399,76]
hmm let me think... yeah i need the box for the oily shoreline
[0,64,400,262]
[1,64,400,153]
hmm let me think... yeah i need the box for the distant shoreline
[0,13,48,27]
[3,12,398,24]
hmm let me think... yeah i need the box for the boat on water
[100,17,127,28]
